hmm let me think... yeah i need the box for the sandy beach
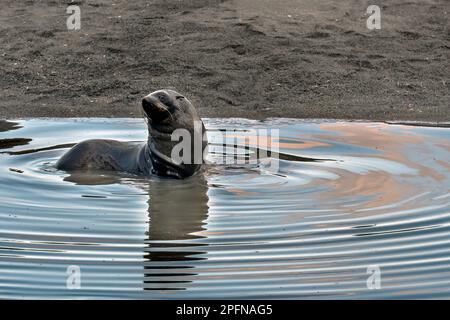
[0,0,449,121]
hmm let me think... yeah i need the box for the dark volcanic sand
[0,0,449,121]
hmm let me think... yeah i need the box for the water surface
[0,118,449,299]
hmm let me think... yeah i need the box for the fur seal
[56,90,208,179]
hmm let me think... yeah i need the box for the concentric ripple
[0,118,448,299]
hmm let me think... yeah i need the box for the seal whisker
[159,104,175,122]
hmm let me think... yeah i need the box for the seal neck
[141,141,200,179]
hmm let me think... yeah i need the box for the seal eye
[176,96,185,100]
[157,94,169,105]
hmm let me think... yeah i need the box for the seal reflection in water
[56,90,208,179]
[143,175,209,291]
[62,169,209,291]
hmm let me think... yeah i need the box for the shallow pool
[0,118,449,299]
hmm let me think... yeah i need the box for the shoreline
[2,117,449,128]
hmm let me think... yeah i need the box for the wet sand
[0,0,449,121]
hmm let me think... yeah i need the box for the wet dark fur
[56,90,207,179]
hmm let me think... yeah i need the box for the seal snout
[142,95,169,121]
[142,96,154,112]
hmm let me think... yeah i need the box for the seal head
[141,89,208,179]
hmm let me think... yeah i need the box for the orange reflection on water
[225,134,330,150]
[313,123,445,215]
